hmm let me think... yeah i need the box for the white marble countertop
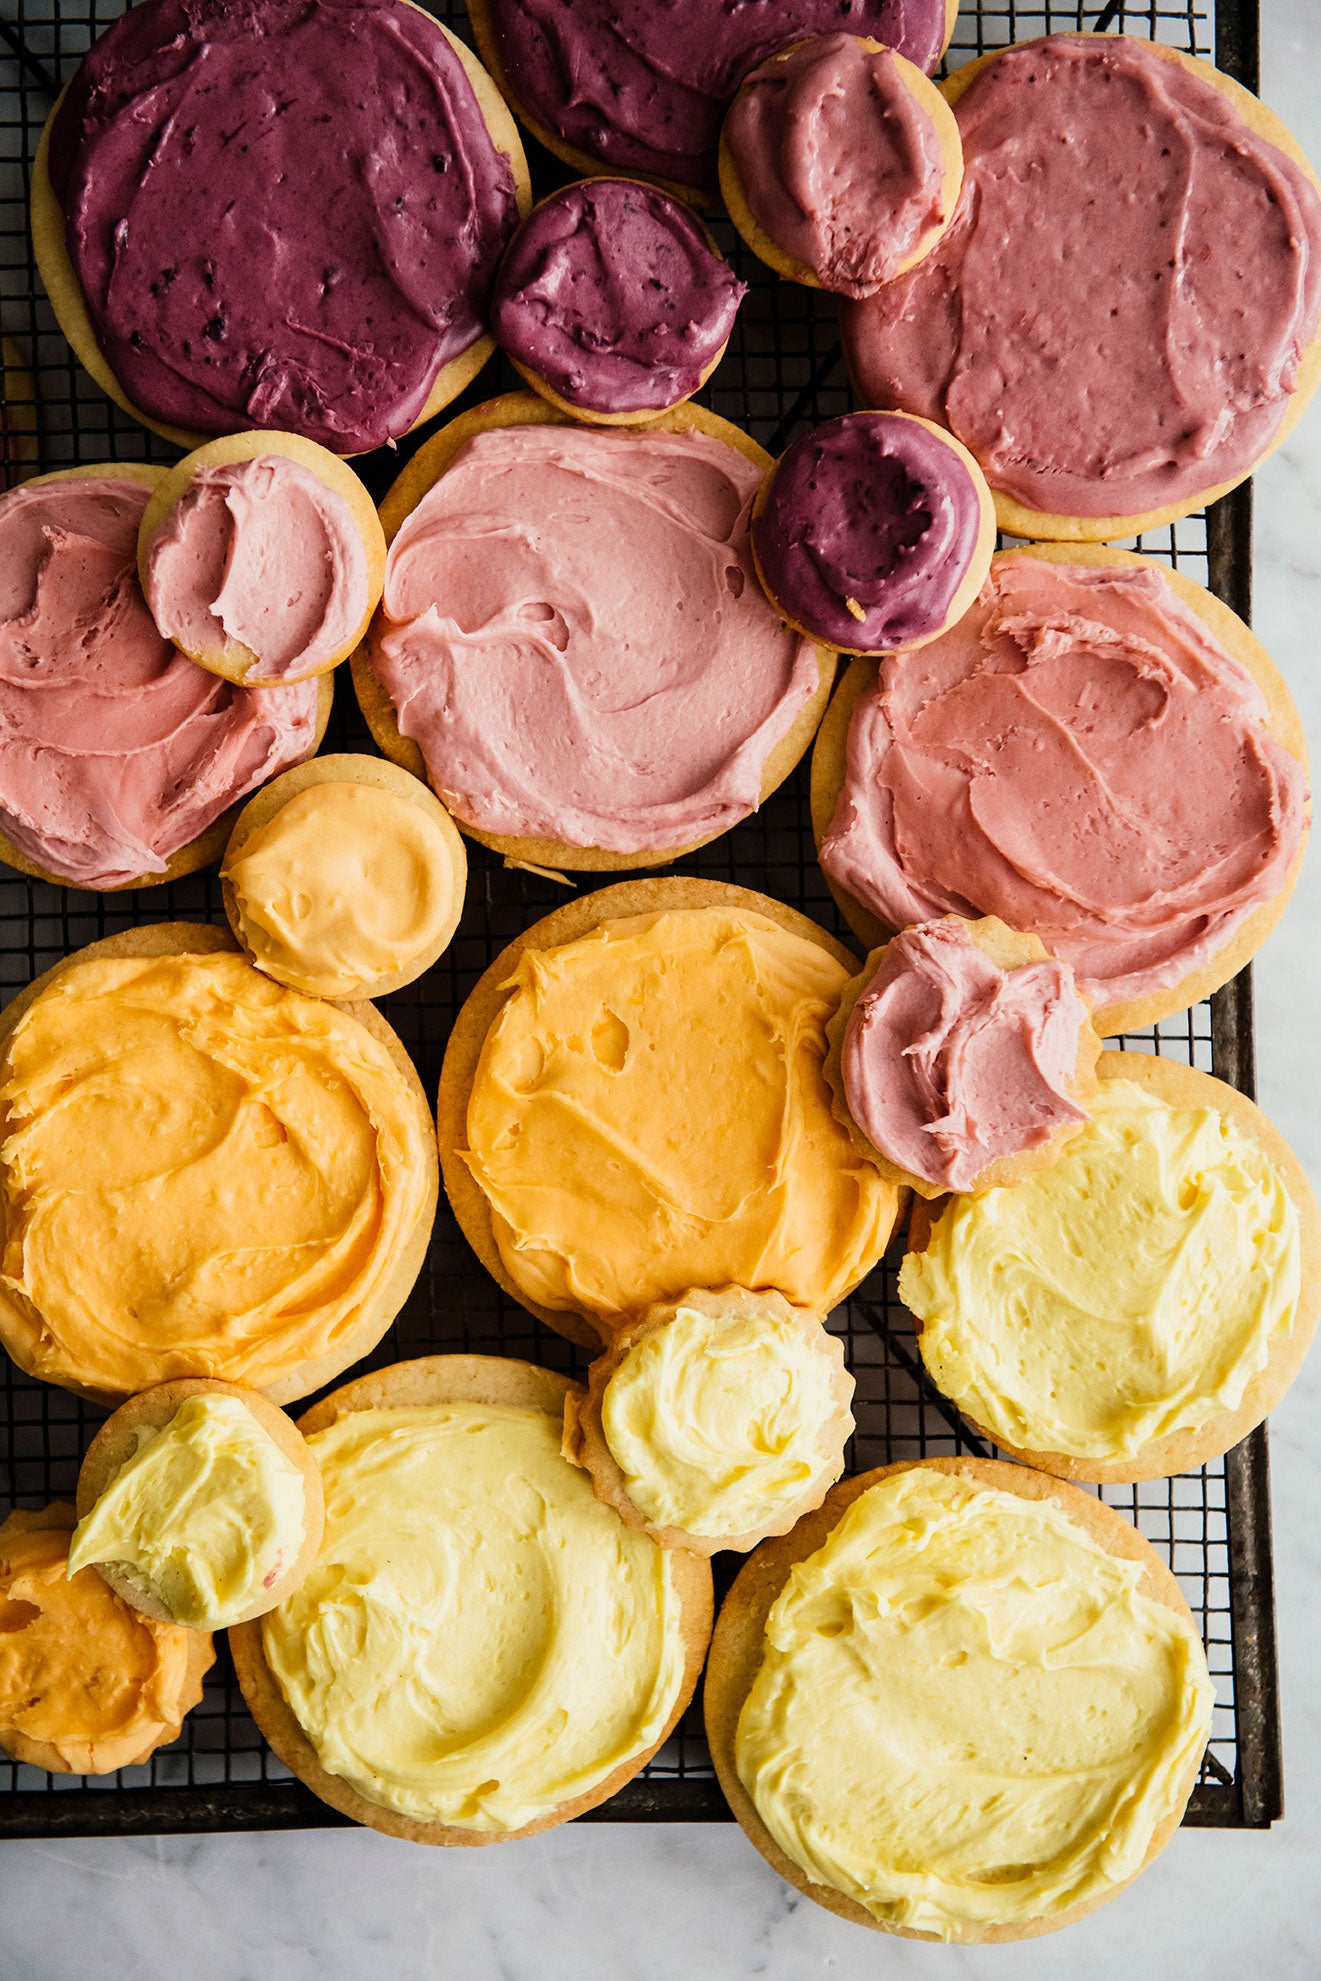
[4,6,1321,1976]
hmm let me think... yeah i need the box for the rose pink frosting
[820,558,1310,1007]
[144,456,371,683]
[0,476,319,887]
[725,35,947,298]
[842,918,1089,1191]
[842,34,1321,517]
[372,422,817,851]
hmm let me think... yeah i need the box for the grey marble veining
[3,6,1321,1976]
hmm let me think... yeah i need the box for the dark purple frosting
[484,0,949,192]
[48,0,521,454]
[492,180,745,414]
[753,412,984,650]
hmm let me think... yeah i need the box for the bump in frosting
[493,179,745,415]
[842,919,1090,1192]
[144,456,371,682]
[843,34,1321,518]
[0,1508,210,1773]
[460,908,896,1324]
[0,951,434,1397]
[601,1303,852,1539]
[49,0,521,454]
[901,1079,1302,1461]
[725,37,950,296]
[820,558,1310,1007]
[735,1467,1215,1937]
[373,422,818,852]
[0,476,319,887]
[485,0,949,192]
[754,412,984,650]
[224,781,461,998]
[68,1395,309,1629]
[264,1402,687,1828]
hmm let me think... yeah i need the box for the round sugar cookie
[563,1287,856,1554]
[0,1502,214,1776]
[824,916,1103,1199]
[437,876,898,1350]
[0,923,437,1407]
[810,543,1310,1038]
[903,1052,1321,1483]
[1,336,38,486]
[31,7,531,455]
[704,1455,1211,1942]
[0,464,333,893]
[230,1353,713,1844]
[137,433,387,685]
[221,754,467,1000]
[719,38,963,294]
[351,391,837,873]
[844,35,1321,542]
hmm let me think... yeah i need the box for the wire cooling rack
[0,0,1281,1836]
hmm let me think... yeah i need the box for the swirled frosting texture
[754,413,983,650]
[224,782,460,997]
[68,1395,308,1628]
[0,951,434,1397]
[461,908,896,1323]
[0,476,319,887]
[820,559,1309,1006]
[0,1508,209,1773]
[602,1304,851,1537]
[842,919,1090,1191]
[900,1079,1301,1460]
[48,0,521,454]
[144,457,370,682]
[735,1467,1215,1936]
[492,180,745,414]
[486,0,948,192]
[726,37,948,296]
[373,423,817,851]
[843,35,1321,518]
[264,1403,686,1828]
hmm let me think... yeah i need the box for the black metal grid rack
[0,0,1281,1836]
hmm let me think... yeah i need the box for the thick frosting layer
[493,180,745,414]
[68,1395,308,1628]
[374,423,817,851]
[49,0,520,454]
[726,37,947,296]
[601,1304,849,1538]
[843,35,1321,518]
[144,457,371,682]
[842,919,1090,1191]
[486,0,948,192]
[224,782,459,997]
[901,1080,1301,1460]
[0,477,319,887]
[264,1402,686,1828]
[736,1468,1214,1936]
[0,952,433,1396]
[0,1511,205,1773]
[820,559,1309,1005]
[754,413,983,650]
[461,908,895,1323]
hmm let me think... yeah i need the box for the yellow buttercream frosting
[223,782,459,997]
[68,1395,308,1629]
[735,1468,1214,1937]
[461,908,896,1322]
[0,951,433,1395]
[602,1304,851,1537]
[263,1402,688,1829]
[900,1079,1301,1460]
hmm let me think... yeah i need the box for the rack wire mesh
[0,0,1280,1835]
